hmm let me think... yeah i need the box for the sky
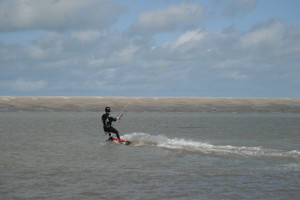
[0,0,300,97]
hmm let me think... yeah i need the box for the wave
[123,132,300,159]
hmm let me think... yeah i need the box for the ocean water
[1,111,299,200]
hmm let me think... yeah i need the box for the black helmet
[105,107,111,112]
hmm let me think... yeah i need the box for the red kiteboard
[107,137,131,145]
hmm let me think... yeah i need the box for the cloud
[158,20,300,95]
[223,0,260,17]
[170,29,206,48]
[0,0,126,31]
[219,71,249,80]
[0,79,47,92]
[239,20,284,47]
[0,18,299,96]
[70,31,104,42]
[130,2,204,35]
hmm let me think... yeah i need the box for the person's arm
[109,114,118,122]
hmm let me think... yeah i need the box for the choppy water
[1,112,300,200]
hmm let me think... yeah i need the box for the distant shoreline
[1,96,300,113]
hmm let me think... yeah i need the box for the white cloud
[223,0,260,17]
[71,31,104,42]
[0,0,125,31]
[113,45,139,63]
[0,79,47,92]
[28,45,47,60]
[0,16,299,96]
[157,20,300,95]
[239,20,286,48]
[219,71,249,80]
[131,2,204,35]
[170,29,206,48]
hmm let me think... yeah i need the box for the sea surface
[1,111,300,200]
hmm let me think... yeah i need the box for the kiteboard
[107,137,131,145]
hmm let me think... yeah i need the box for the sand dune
[1,96,300,112]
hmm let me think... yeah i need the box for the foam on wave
[123,132,300,159]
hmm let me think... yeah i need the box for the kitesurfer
[101,107,121,142]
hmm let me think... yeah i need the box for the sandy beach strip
[1,96,300,113]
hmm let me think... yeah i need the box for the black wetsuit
[101,113,120,140]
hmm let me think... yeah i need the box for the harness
[102,113,113,129]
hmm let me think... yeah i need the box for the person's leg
[104,128,113,140]
[108,127,120,140]
[108,133,113,141]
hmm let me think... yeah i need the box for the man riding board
[101,107,121,142]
